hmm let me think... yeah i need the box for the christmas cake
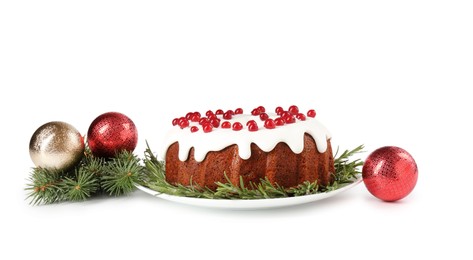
[161,105,335,190]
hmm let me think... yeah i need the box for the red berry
[232,122,243,131]
[203,123,213,133]
[178,117,189,128]
[284,115,295,124]
[185,112,194,120]
[264,119,276,129]
[248,122,259,132]
[246,120,256,126]
[222,121,231,128]
[199,118,209,125]
[257,106,266,113]
[275,106,284,115]
[226,110,234,115]
[191,113,201,122]
[223,111,233,120]
[190,126,199,133]
[280,111,290,118]
[296,113,306,121]
[172,118,179,126]
[251,108,260,116]
[307,109,316,118]
[208,113,217,119]
[234,108,243,114]
[275,117,285,126]
[215,109,224,115]
[209,118,220,128]
[259,113,269,121]
[288,105,299,115]
[206,110,214,117]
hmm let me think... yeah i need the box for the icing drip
[160,114,331,162]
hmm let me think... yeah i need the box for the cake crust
[165,134,334,190]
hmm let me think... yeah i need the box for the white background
[1,0,472,259]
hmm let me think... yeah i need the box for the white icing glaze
[160,113,331,162]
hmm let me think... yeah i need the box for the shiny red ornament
[87,112,138,158]
[362,146,418,202]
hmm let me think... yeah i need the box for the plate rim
[136,176,362,209]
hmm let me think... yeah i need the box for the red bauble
[362,146,418,202]
[87,112,138,158]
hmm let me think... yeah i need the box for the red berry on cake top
[275,106,284,115]
[199,118,209,125]
[259,113,269,121]
[251,108,260,116]
[288,105,299,115]
[264,119,276,129]
[248,122,259,132]
[206,110,214,117]
[246,120,256,126]
[275,117,285,126]
[209,118,220,128]
[232,122,243,131]
[172,118,179,126]
[280,111,290,118]
[307,109,316,118]
[203,123,213,133]
[296,113,306,121]
[284,115,295,124]
[178,118,189,128]
[223,111,233,120]
[185,112,194,120]
[191,113,201,122]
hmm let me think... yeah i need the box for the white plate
[136,177,362,210]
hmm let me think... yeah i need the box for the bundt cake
[160,105,335,191]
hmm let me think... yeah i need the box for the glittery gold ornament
[29,121,85,171]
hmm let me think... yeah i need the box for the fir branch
[81,154,106,177]
[141,145,365,200]
[26,168,65,205]
[62,168,100,201]
[26,150,145,205]
[101,151,143,196]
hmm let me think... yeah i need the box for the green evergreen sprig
[26,168,65,205]
[140,144,364,200]
[26,150,144,205]
[62,169,100,201]
[101,152,143,196]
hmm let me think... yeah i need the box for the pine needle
[62,168,100,201]
[101,151,142,196]
[26,168,65,205]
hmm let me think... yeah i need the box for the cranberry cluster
[172,105,317,133]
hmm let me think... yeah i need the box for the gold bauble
[29,121,84,171]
